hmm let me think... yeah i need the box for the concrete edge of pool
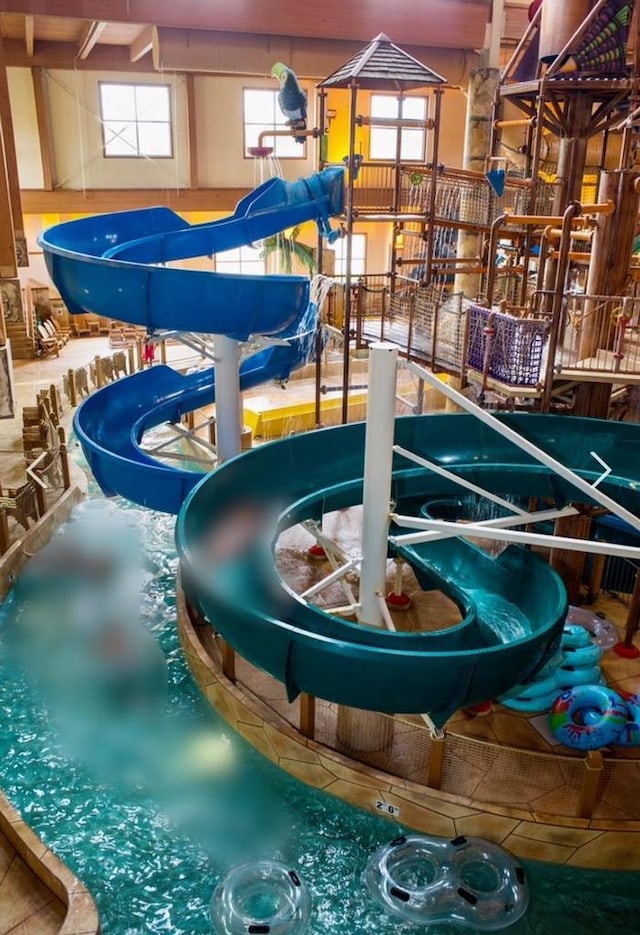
[0,476,101,935]
[0,788,100,934]
[176,580,640,873]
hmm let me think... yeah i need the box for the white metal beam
[391,517,640,560]
[394,443,528,516]
[405,360,640,533]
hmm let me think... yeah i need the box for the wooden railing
[0,386,72,554]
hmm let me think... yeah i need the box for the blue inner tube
[616,693,640,747]
[211,861,312,935]
[549,685,628,750]
[363,834,529,930]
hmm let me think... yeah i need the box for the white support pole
[359,342,398,627]
[405,360,640,534]
[390,517,640,560]
[300,558,361,599]
[215,334,242,462]
[391,505,578,543]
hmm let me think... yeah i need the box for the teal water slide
[176,413,640,722]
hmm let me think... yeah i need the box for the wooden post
[34,477,46,517]
[220,638,236,682]
[0,485,9,554]
[127,344,135,374]
[588,553,606,602]
[577,749,603,819]
[160,339,167,364]
[94,355,103,388]
[620,568,640,653]
[300,693,316,740]
[32,68,57,191]
[67,368,77,406]
[0,34,26,264]
[49,383,59,424]
[57,425,71,489]
[186,73,199,190]
[575,170,640,418]
[427,733,446,790]
[549,512,592,603]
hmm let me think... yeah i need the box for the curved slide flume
[38,169,343,509]
[176,414,640,722]
[39,168,344,339]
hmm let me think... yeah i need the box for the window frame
[368,93,428,163]
[331,232,367,278]
[98,81,174,160]
[214,244,266,276]
[242,87,307,161]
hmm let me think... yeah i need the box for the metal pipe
[494,118,535,129]
[341,79,359,425]
[485,213,508,306]
[542,200,581,410]
[257,127,320,147]
[424,89,443,285]
[357,116,435,130]
[501,0,542,82]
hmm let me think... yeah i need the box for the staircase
[6,310,37,359]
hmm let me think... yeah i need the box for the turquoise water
[0,482,639,933]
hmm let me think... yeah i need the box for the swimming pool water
[0,481,639,933]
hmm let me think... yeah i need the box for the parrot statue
[271,62,308,144]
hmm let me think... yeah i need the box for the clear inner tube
[566,606,618,651]
[363,834,529,931]
[211,861,311,935]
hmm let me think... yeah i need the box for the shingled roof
[318,33,447,90]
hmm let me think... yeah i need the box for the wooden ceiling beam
[21,187,247,214]
[24,14,34,57]
[0,1,490,50]
[129,23,155,62]
[3,38,159,70]
[77,20,107,60]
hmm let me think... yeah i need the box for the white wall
[195,74,317,188]
[7,68,43,189]
[45,69,189,190]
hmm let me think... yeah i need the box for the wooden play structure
[314,4,640,418]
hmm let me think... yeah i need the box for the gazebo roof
[318,33,447,90]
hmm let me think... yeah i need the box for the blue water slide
[38,170,343,508]
[74,327,317,514]
[38,168,343,340]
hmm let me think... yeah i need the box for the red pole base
[307,544,327,560]
[385,590,412,611]
[613,641,640,659]
[464,700,494,717]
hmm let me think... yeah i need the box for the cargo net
[466,304,548,387]
[383,284,417,348]
[402,169,490,226]
[412,286,469,370]
[401,167,555,229]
